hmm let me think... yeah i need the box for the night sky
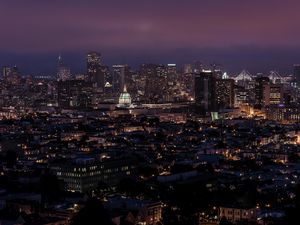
[1,0,300,75]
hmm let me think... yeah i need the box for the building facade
[50,157,137,193]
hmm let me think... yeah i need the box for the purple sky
[1,0,300,74]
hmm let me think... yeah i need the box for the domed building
[117,85,132,108]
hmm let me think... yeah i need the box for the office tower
[213,69,223,79]
[258,83,284,106]
[57,55,71,81]
[112,65,130,95]
[140,64,167,103]
[101,65,111,83]
[293,64,300,84]
[181,65,195,99]
[195,71,216,112]
[254,76,270,109]
[57,80,93,108]
[166,64,177,87]
[2,66,11,78]
[215,79,234,109]
[183,64,193,74]
[86,52,105,91]
[234,86,249,107]
[167,64,177,75]
[87,52,102,76]
[133,68,147,100]
[283,91,294,105]
[4,65,21,85]
[269,84,283,105]
[194,61,203,73]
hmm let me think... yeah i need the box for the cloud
[0,0,300,74]
[0,0,300,53]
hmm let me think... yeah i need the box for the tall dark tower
[215,79,234,109]
[293,64,300,85]
[112,65,130,95]
[86,52,104,91]
[87,52,102,74]
[195,71,216,113]
[254,76,270,109]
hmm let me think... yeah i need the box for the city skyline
[1,0,300,74]
[1,1,300,224]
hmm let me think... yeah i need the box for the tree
[40,169,62,206]
[5,150,17,168]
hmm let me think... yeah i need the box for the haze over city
[1,0,300,74]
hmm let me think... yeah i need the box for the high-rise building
[112,65,129,95]
[234,86,249,106]
[195,71,216,112]
[257,83,284,107]
[194,61,203,73]
[4,65,21,85]
[183,64,193,74]
[141,64,167,103]
[269,84,283,105]
[57,55,71,81]
[293,64,300,84]
[57,80,93,108]
[254,76,270,109]
[215,79,234,109]
[167,64,177,75]
[87,52,102,75]
[2,66,11,78]
[86,52,105,92]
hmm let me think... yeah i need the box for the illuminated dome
[118,85,131,106]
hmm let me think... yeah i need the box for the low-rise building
[219,206,257,223]
[50,156,137,193]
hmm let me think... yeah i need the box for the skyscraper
[254,76,270,109]
[195,71,216,112]
[86,52,105,91]
[183,64,193,74]
[194,61,203,73]
[57,80,93,108]
[112,65,129,95]
[293,64,300,85]
[4,65,21,85]
[140,64,168,103]
[87,52,102,75]
[2,66,11,78]
[57,55,71,81]
[215,79,234,109]
[269,84,283,105]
